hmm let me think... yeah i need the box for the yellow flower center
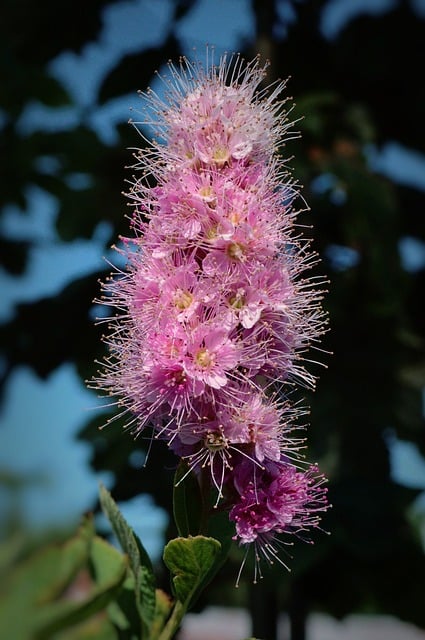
[195,348,214,368]
[226,242,245,261]
[212,145,230,165]
[198,185,214,199]
[204,431,228,452]
[229,291,245,309]
[173,289,193,310]
[205,225,218,241]
[229,210,242,225]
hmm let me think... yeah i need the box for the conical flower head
[141,53,289,169]
[92,50,329,577]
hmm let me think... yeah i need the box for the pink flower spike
[91,49,330,579]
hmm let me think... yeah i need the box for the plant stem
[198,467,212,536]
[157,600,186,640]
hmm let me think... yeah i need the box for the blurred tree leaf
[0,0,117,119]
[0,124,130,242]
[273,0,425,151]
[97,0,199,105]
[0,237,29,274]
[0,67,71,113]
[173,0,198,22]
[0,271,106,389]
[98,34,181,104]
[332,2,425,152]
[78,411,176,516]
[0,0,116,65]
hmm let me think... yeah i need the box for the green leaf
[173,462,203,537]
[99,484,156,637]
[107,574,163,640]
[0,518,92,619]
[99,484,153,574]
[0,517,127,640]
[173,467,234,600]
[139,565,157,633]
[0,532,26,577]
[90,535,128,585]
[163,536,221,606]
[33,535,127,638]
[149,590,173,640]
[54,616,119,640]
[106,574,140,636]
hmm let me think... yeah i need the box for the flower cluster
[94,52,328,573]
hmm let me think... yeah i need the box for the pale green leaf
[163,536,221,606]
[98,484,156,637]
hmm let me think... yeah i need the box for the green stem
[157,600,186,640]
[198,468,212,535]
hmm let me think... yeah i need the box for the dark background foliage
[1,0,425,638]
